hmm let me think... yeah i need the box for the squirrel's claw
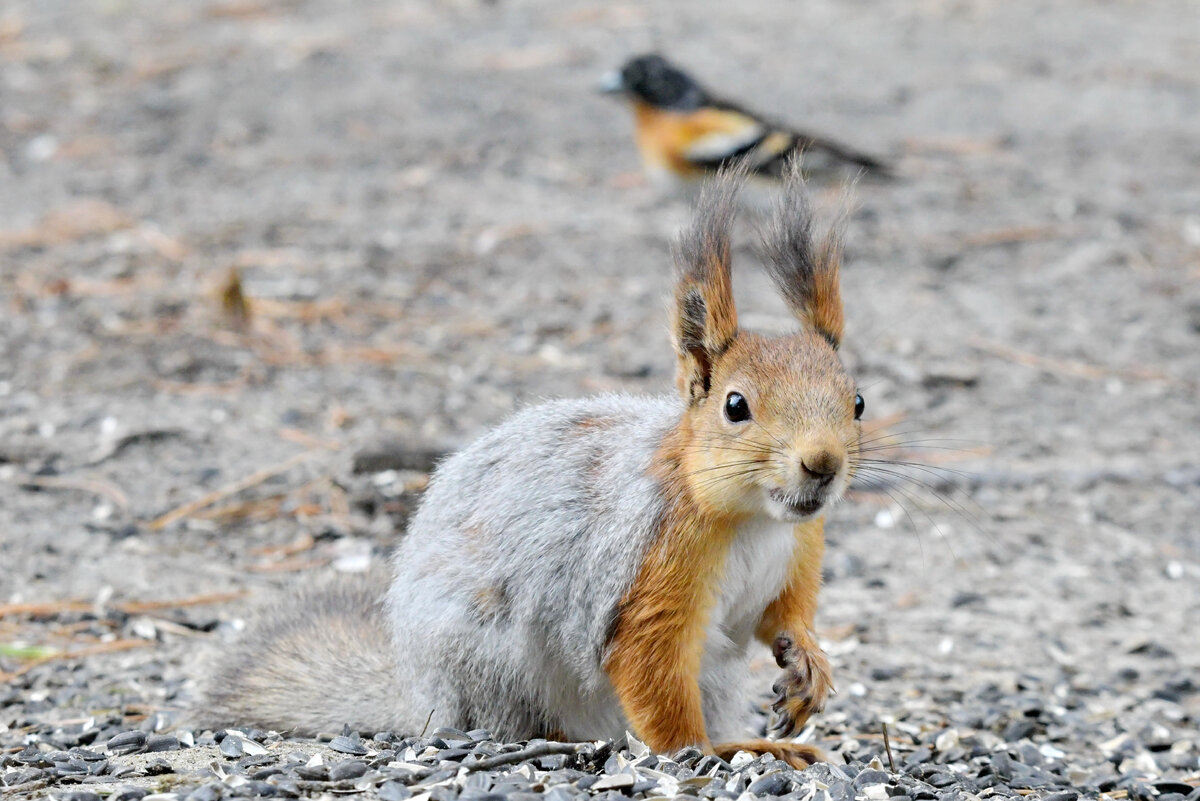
[768,687,819,739]
[767,633,834,739]
[767,709,793,739]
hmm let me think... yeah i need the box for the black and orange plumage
[601,54,889,186]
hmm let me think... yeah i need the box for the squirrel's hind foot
[713,739,824,769]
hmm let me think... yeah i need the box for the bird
[600,54,889,192]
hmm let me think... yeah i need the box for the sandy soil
[1,0,1198,797]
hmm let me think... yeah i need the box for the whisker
[855,443,984,456]
[689,463,775,491]
[851,461,979,511]
[750,418,791,453]
[682,459,767,479]
[857,470,961,562]
[680,440,784,458]
[853,480,928,568]
[851,464,993,545]
[853,458,977,483]
[680,430,789,457]
[854,433,983,451]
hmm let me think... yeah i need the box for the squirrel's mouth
[767,489,825,520]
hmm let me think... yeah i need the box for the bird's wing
[681,109,767,163]
[633,98,889,178]
[680,101,889,176]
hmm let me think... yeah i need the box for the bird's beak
[597,70,625,95]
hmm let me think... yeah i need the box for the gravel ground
[2,0,1199,799]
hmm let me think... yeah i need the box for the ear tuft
[671,163,746,402]
[758,157,846,348]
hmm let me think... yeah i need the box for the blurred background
[1,0,1198,791]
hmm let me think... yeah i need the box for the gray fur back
[195,394,682,738]
[386,394,681,739]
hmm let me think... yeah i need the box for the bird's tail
[802,134,892,176]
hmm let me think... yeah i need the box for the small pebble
[219,736,244,758]
[328,759,368,781]
[329,734,369,756]
[61,793,102,801]
[591,772,634,790]
[107,731,148,755]
[145,734,180,753]
[747,771,792,796]
[379,781,413,801]
[855,769,892,787]
[110,789,149,801]
[295,764,328,781]
[184,784,223,801]
[144,758,174,776]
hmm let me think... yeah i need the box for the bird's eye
[854,393,865,420]
[724,392,751,423]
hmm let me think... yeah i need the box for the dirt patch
[2,0,1198,798]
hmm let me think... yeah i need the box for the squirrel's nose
[800,449,842,484]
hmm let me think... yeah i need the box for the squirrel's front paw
[768,632,833,738]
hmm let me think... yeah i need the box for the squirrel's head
[670,162,861,523]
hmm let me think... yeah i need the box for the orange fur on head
[672,331,858,520]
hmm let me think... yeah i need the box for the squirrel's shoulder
[507,392,682,428]
[445,393,682,460]
[417,393,682,517]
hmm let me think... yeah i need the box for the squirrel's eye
[854,393,865,420]
[724,392,751,423]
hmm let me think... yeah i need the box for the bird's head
[600,54,708,111]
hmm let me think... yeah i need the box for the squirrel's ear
[672,167,742,404]
[758,158,845,348]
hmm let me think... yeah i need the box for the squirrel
[196,163,863,769]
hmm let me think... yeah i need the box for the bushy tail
[193,573,411,735]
